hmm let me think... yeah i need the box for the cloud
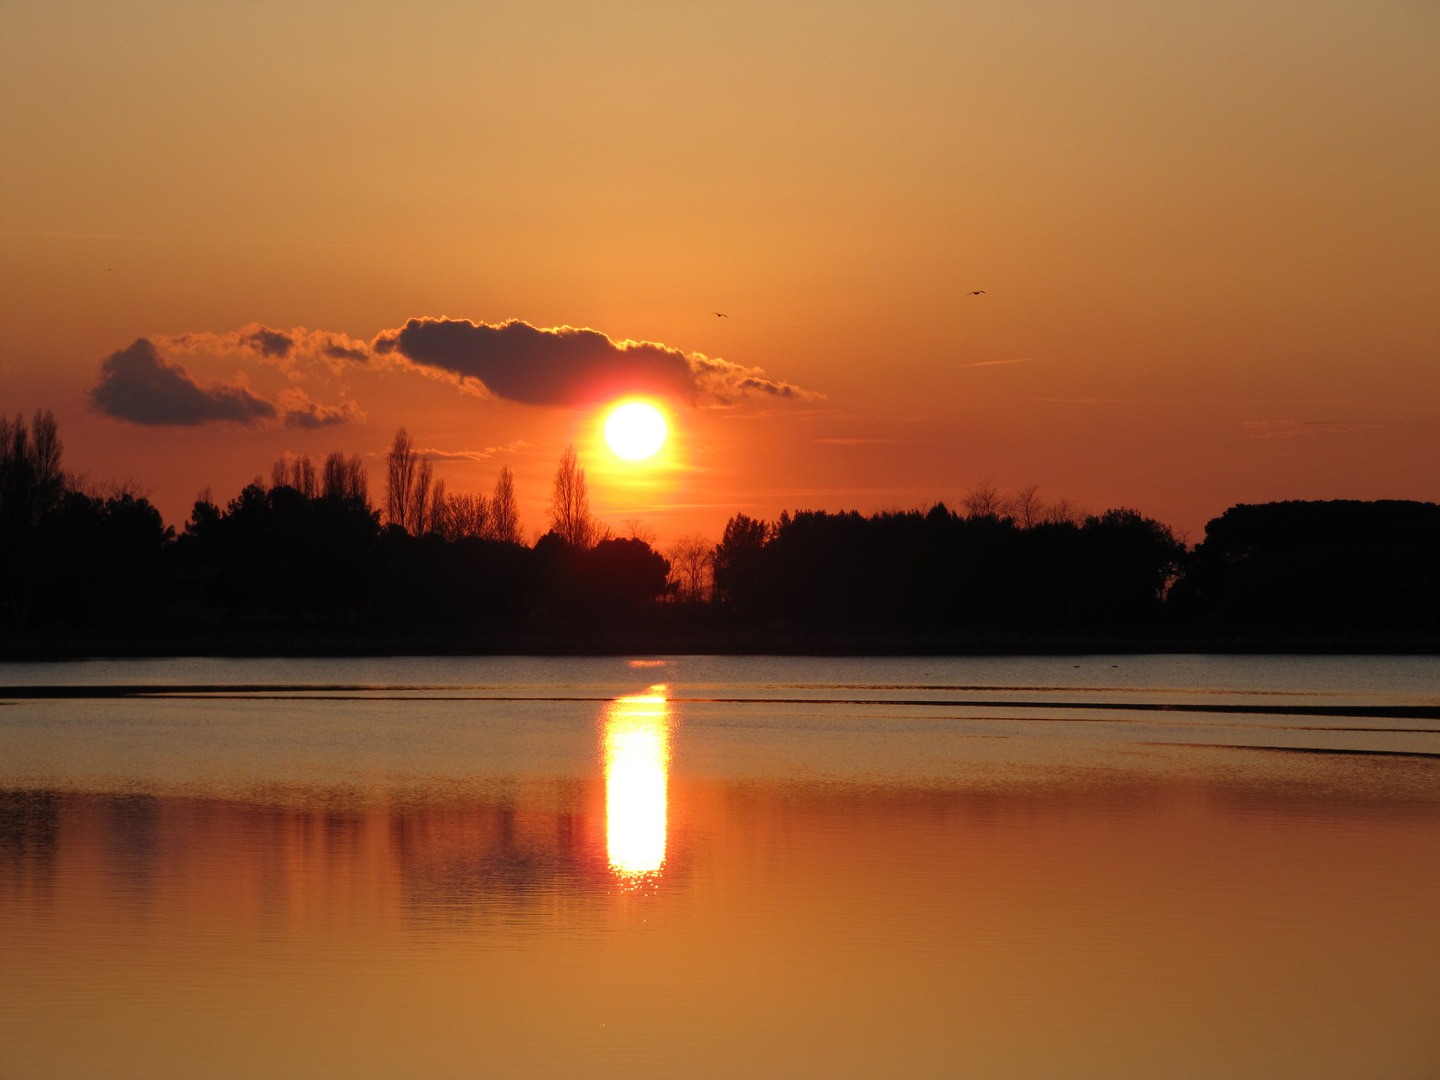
[413,440,532,462]
[322,341,369,363]
[91,338,363,428]
[963,356,1039,368]
[1242,419,1377,440]
[158,324,371,374]
[105,317,818,420]
[374,318,819,406]
[278,389,365,428]
[239,326,293,359]
[91,339,277,426]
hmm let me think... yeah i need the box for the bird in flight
[714,312,729,318]
[967,290,985,296]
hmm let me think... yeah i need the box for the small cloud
[963,356,1039,368]
[240,326,293,359]
[323,341,369,363]
[1242,419,1376,440]
[278,388,364,428]
[91,339,276,426]
[158,324,372,374]
[412,440,531,461]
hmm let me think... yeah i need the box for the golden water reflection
[603,686,671,883]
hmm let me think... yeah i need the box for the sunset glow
[6,2,1440,1076]
[603,688,672,882]
[603,402,668,461]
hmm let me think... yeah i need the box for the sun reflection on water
[603,686,672,884]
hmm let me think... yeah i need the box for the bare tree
[963,481,1005,519]
[1043,497,1086,526]
[271,455,317,497]
[386,428,434,534]
[347,455,369,505]
[322,452,368,504]
[427,477,447,536]
[666,533,714,602]
[1011,484,1044,529]
[322,452,346,498]
[438,491,490,541]
[29,410,62,507]
[0,410,68,626]
[413,458,434,533]
[623,517,658,546]
[0,408,65,528]
[386,428,415,530]
[296,455,315,498]
[490,466,521,543]
[549,445,602,548]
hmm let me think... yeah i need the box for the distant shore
[5,624,1439,661]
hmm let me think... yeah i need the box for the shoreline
[5,624,1439,660]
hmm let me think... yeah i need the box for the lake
[2,655,1438,1079]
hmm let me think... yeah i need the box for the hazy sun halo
[604,402,667,460]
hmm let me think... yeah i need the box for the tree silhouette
[548,445,605,548]
[1,410,66,624]
[434,489,490,541]
[666,533,714,602]
[271,454,317,498]
[322,452,368,504]
[963,482,1005,519]
[410,457,433,534]
[1011,484,1043,528]
[712,513,769,610]
[490,466,521,544]
[15,403,1440,644]
[386,428,415,531]
[385,428,432,535]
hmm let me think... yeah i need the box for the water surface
[3,655,1438,1078]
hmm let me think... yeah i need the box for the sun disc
[604,402,668,460]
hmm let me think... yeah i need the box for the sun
[604,402,668,460]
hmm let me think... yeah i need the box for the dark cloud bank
[92,340,277,426]
[376,318,815,406]
[90,318,817,427]
[92,338,356,428]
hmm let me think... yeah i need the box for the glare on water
[603,686,671,882]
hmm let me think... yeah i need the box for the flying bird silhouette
[714,312,729,318]
[968,290,985,295]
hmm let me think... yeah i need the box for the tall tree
[271,454,317,497]
[410,458,433,534]
[1,409,65,530]
[0,410,67,624]
[385,428,430,534]
[712,513,769,608]
[386,428,414,530]
[322,451,368,504]
[490,466,520,543]
[548,445,600,548]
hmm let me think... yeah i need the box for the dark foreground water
[2,655,1438,1079]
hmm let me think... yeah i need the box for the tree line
[3,408,1438,638]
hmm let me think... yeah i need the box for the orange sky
[2,0,1437,543]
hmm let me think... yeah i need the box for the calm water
[2,655,1438,1079]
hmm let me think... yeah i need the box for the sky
[2,0,1437,545]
